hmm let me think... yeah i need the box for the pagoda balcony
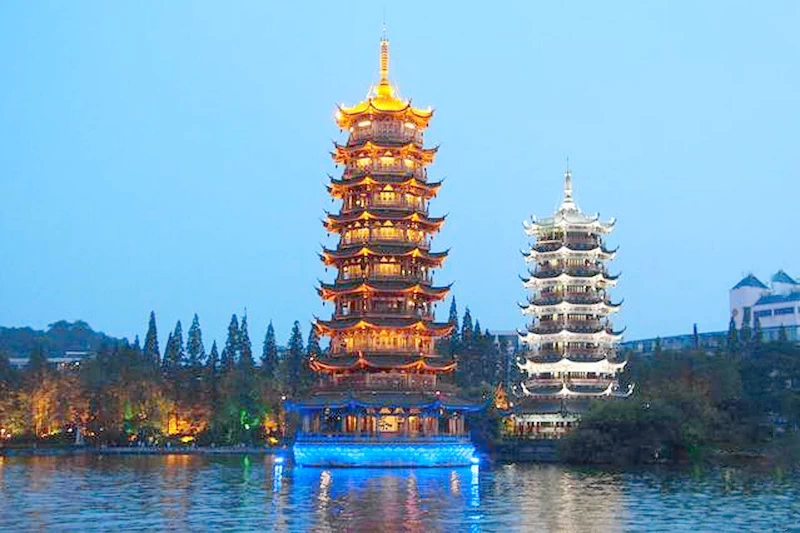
[531,321,606,333]
[319,372,438,391]
[534,267,605,278]
[338,273,433,284]
[348,123,423,145]
[533,240,601,253]
[348,161,427,178]
[367,198,428,213]
[334,309,434,321]
[531,295,605,306]
[526,377,616,388]
[339,235,431,249]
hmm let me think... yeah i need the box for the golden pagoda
[289,34,478,467]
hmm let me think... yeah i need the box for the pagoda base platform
[292,435,477,467]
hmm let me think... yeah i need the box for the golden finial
[376,24,393,98]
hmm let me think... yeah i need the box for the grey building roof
[755,292,800,306]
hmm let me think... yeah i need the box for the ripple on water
[0,455,798,532]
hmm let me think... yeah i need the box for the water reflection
[0,455,797,532]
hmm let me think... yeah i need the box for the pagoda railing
[533,241,602,253]
[348,125,423,145]
[534,267,605,278]
[340,235,431,249]
[337,273,433,284]
[531,321,606,333]
[350,161,426,177]
[367,197,428,213]
[295,433,470,442]
[530,295,606,306]
[334,309,434,320]
[524,377,616,387]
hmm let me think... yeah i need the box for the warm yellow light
[357,120,372,127]
[180,436,195,443]
[404,122,416,129]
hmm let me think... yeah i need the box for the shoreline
[0,445,282,457]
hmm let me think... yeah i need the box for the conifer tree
[221,314,240,374]
[163,320,184,372]
[753,316,763,345]
[727,316,739,351]
[779,325,788,343]
[261,321,278,380]
[239,314,254,370]
[132,335,142,354]
[186,314,206,367]
[287,321,304,394]
[162,331,174,372]
[692,323,699,349]
[26,344,49,379]
[447,297,460,356]
[473,319,482,341]
[307,325,321,361]
[461,307,474,343]
[206,340,220,403]
[740,317,752,345]
[654,337,662,356]
[143,311,160,367]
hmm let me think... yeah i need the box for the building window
[754,310,773,319]
[774,307,795,316]
[743,307,752,324]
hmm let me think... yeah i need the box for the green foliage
[261,322,278,380]
[186,314,205,367]
[560,343,800,465]
[221,314,240,374]
[143,311,160,367]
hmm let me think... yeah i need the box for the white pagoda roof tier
[520,381,634,398]
[522,272,619,290]
[520,299,622,316]
[518,357,627,376]
[523,170,615,236]
[523,245,617,263]
[520,328,624,344]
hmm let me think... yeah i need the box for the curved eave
[320,246,448,265]
[524,216,616,235]
[315,318,454,336]
[518,357,627,375]
[523,246,618,262]
[323,210,446,231]
[328,175,442,198]
[520,381,632,398]
[309,356,456,374]
[332,141,437,165]
[520,329,624,343]
[336,99,434,129]
[521,301,623,315]
[522,272,620,288]
[318,281,451,300]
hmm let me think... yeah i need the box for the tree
[779,325,788,343]
[307,325,321,361]
[239,314,254,370]
[753,317,763,346]
[132,335,142,354]
[143,311,160,367]
[26,344,49,379]
[727,316,738,351]
[741,317,752,345]
[186,314,206,368]
[206,340,220,402]
[287,321,304,394]
[261,321,278,380]
[221,314,240,374]
[162,321,184,374]
[692,323,699,349]
[461,307,474,343]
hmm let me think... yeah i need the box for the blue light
[470,456,480,465]
[293,441,477,467]
[274,455,285,465]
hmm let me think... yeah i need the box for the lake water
[0,454,798,532]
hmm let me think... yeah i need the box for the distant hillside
[0,320,126,358]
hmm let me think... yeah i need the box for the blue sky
[1,1,798,347]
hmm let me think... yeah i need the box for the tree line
[0,297,510,446]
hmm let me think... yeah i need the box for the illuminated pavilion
[508,170,633,439]
[289,34,479,467]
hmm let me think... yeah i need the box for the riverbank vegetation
[559,331,800,466]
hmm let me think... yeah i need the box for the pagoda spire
[376,28,393,98]
[559,167,579,212]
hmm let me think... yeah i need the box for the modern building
[508,170,632,439]
[288,34,479,467]
[730,271,800,337]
